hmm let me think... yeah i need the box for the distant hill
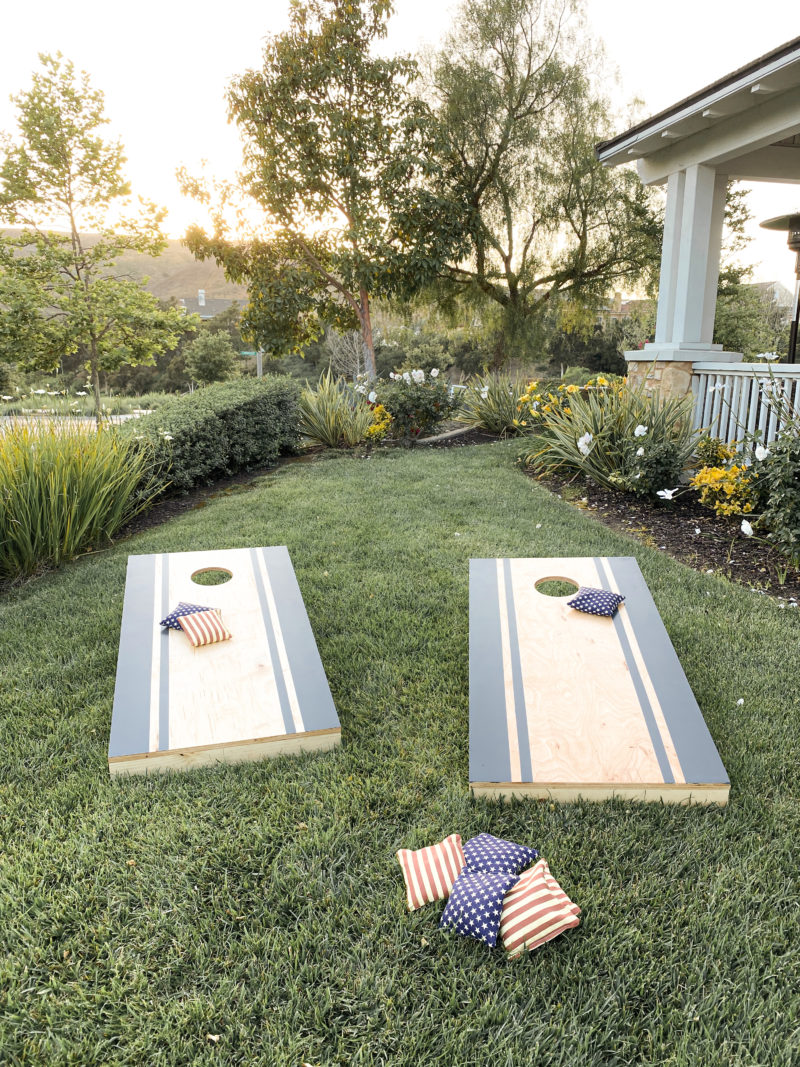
[1,230,248,304]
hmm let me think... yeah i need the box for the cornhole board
[109,546,340,775]
[469,557,729,805]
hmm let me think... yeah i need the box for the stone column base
[624,345,742,401]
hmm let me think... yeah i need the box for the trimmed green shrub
[0,421,164,580]
[376,370,459,442]
[121,376,300,491]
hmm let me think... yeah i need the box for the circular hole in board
[534,576,579,598]
[191,567,233,586]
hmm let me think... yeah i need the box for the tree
[0,54,191,422]
[182,0,465,377]
[427,0,661,363]
[184,332,237,386]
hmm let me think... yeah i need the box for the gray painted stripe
[605,557,729,786]
[503,559,534,782]
[109,554,156,760]
[158,555,170,752]
[249,547,295,736]
[263,546,339,734]
[469,559,511,784]
[594,557,674,784]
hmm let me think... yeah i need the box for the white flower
[430,368,439,378]
[736,698,745,706]
[1,395,12,401]
[756,352,779,361]
[741,519,754,537]
[708,383,725,393]
[34,389,46,395]
[634,424,648,437]
[694,527,701,535]
[368,390,377,403]
[754,444,770,462]
[480,387,489,400]
[402,372,411,384]
[355,384,367,394]
[535,523,542,529]
[636,447,644,457]
[389,372,397,380]
[411,369,425,384]
[76,390,87,396]
[577,432,593,457]
[657,488,678,500]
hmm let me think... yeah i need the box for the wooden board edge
[469,781,730,807]
[109,728,340,776]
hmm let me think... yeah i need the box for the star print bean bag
[439,867,519,948]
[396,834,466,911]
[566,586,625,617]
[463,833,538,875]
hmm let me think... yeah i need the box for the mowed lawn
[1,441,798,1066]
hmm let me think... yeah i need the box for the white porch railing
[691,361,800,446]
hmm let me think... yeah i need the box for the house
[178,290,241,320]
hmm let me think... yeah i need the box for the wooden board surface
[109,546,340,774]
[469,557,729,805]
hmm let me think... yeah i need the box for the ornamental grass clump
[299,371,375,448]
[458,375,528,435]
[518,384,697,496]
[0,421,164,580]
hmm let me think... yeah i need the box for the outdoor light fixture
[759,213,800,363]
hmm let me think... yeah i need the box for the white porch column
[654,170,685,344]
[671,164,727,344]
[627,164,740,400]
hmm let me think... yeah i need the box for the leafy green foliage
[183,0,465,374]
[0,55,192,420]
[299,371,376,447]
[121,376,300,491]
[0,422,164,579]
[376,370,459,440]
[184,332,238,386]
[458,374,527,434]
[427,0,661,362]
[751,431,800,568]
[519,384,697,496]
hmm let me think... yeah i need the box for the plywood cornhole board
[109,546,340,775]
[469,557,729,805]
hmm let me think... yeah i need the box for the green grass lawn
[1,441,799,1066]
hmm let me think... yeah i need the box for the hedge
[121,376,301,492]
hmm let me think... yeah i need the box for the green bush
[0,422,164,580]
[376,370,459,442]
[518,383,697,496]
[458,374,528,435]
[299,371,375,447]
[121,376,300,491]
[751,430,800,568]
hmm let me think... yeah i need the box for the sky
[2,0,799,293]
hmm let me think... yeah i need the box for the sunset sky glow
[2,0,799,293]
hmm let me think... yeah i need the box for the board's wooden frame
[469,557,729,805]
[109,546,340,775]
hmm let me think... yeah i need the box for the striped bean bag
[499,859,581,957]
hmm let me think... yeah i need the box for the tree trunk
[90,350,103,429]
[359,288,378,379]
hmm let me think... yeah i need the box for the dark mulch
[534,469,800,605]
